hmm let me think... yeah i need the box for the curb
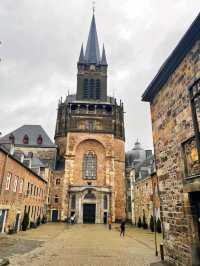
[0,259,9,266]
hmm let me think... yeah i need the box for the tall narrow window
[23,134,29,144]
[71,194,76,209]
[19,179,24,193]
[13,176,18,192]
[89,79,94,98]
[83,151,97,180]
[83,79,88,98]
[96,79,101,99]
[5,172,12,190]
[104,194,108,209]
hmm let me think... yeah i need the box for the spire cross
[92,1,95,14]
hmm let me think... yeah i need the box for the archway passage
[83,204,96,224]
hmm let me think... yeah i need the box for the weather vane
[92,1,95,14]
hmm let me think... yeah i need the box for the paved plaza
[0,223,162,266]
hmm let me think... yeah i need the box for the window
[5,172,12,190]
[37,135,43,145]
[83,79,89,99]
[55,195,59,203]
[9,134,15,144]
[71,194,76,209]
[128,196,132,212]
[96,79,101,99]
[13,176,18,192]
[84,191,96,199]
[83,151,97,180]
[23,134,29,144]
[89,79,94,98]
[104,194,108,209]
[56,178,60,185]
[19,179,24,193]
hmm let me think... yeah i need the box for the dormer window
[9,133,15,144]
[37,135,43,145]
[23,135,29,144]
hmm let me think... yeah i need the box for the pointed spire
[78,44,85,64]
[101,44,107,66]
[85,14,101,64]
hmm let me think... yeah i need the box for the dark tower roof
[101,45,107,66]
[85,14,101,64]
[78,44,85,64]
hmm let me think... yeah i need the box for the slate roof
[85,14,101,64]
[0,125,56,148]
[142,12,200,102]
[0,145,47,183]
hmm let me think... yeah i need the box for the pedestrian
[108,216,112,230]
[120,219,126,237]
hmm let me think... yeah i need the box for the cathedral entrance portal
[83,204,96,224]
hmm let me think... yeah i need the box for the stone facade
[0,147,47,233]
[49,14,126,224]
[142,14,200,266]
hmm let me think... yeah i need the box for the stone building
[142,13,200,266]
[0,146,47,233]
[133,171,160,227]
[125,141,155,223]
[50,14,126,223]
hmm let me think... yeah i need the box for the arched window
[23,134,29,144]
[96,79,101,99]
[37,135,43,145]
[103,194,108,209]
[55,195,59,203]
[89,79,94,98]
[71,194,76,209]
[83,79,88,99]
[83,151,97,180]
[56,178,60,185]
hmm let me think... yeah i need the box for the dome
[125,140,146,167]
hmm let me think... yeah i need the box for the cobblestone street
[0,223,162,266]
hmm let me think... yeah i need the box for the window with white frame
[19,179,24,193]
[13,176,18,192]
[5,172,12,190]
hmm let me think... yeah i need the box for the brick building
[50,14,126,223]
[0,146,47,233]
[142,13,200,266]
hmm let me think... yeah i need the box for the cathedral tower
[53,13,125,223]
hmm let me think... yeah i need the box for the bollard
[160,243,164,261]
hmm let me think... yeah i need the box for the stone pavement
[0,223,163,266]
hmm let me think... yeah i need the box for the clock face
[90,65,95,70]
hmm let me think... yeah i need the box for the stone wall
[150,40,200,265]
[52,132,126,222]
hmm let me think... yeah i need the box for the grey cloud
[0,0,199,151]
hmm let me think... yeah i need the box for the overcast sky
[0,1,199,151]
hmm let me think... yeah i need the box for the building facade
[50,14,126,223]
[0,146,47,233]
[142,13,200,266]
